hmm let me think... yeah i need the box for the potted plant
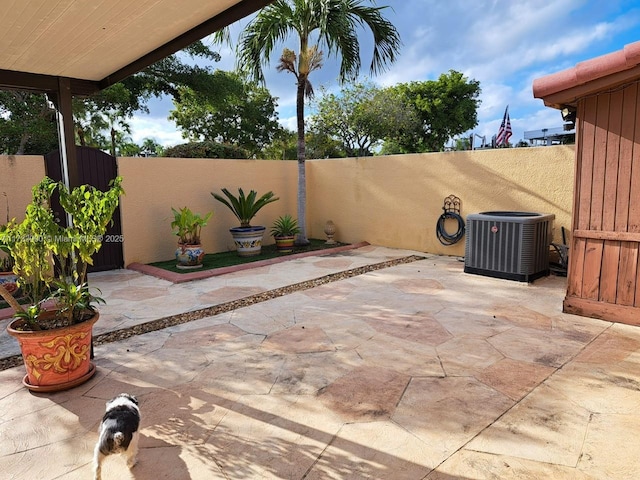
[0,223,20,299]
[0,194,20,299]
[171,207,213,269]
[270,215,301,253]
[211,187,279,257]
[0,176,124,392]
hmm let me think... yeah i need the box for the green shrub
[164,141,249,159]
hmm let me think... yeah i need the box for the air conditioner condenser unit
[464,211,555,282]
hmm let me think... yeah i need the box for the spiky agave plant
[212,188,279,228]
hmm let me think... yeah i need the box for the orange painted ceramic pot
[274,235,295,253]
[7,311,99,392]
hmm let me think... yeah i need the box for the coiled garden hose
[436,210,465,246]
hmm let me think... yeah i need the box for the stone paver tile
[364,311,452,346]
[355,333,444,376]
[109,285,171,301]
[141,387,236,448]
[428,449,595,479]
[305,421,433,479]
[476,358,556,401]
[198,286,266,305]
[437,336,504,375]
[271,350,362,395]
[312,258,354,269]
[1,432,96,480]
[551,315,609,344]
[228,305,297,335]
[163,323,247,349]
[467,383,591,466]
[0,396,103,456]
[0,372,43,422]
[262,325,335,354]
[545,360,640,414]
[205,394,343,480]
[192,350,285,395]
[492,303,553,330]
[391,278,444,295]
[319,366,410,422]
[488,326,586,367]
[578,413,640,479]
[434,307,513,338]
[302,279,358,300]
[393,377,513,461]
[319,318,378,351]
[573,329,640,364]
[64,442,225,480]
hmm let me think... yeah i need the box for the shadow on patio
[1,245,639,479]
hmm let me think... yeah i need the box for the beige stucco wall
[0,155,47,221]
[0,146,575,265]
[116,157,299,264]
[306,146,575,257]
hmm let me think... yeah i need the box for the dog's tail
[113,432,125,447]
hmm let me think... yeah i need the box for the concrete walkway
[1,245,639,479]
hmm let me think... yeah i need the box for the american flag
[496,106,512,146]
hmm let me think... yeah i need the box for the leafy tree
[141,138,164,157]
[310,83,420,156]
[169,71,280,157]
[391,70,481,153]
[234,0,401,244]
[164,141,249,159]
[0,41,221,156]
[0,91,57,155]
[119,142,142,157]
[260,128,345,160]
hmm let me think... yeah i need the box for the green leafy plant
[49,280,105,326]
[212,188,279,228]
[171,207,213,244]
[1,194,15,272]
[0,176,124,330]
[270,214,301,238]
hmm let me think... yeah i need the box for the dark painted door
[44,147,124,272]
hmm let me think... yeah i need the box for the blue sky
[129,0,640,149]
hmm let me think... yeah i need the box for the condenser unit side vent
[464,211,554,282]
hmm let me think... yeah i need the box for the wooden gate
[564,81,640,325]
[44,146,124,272]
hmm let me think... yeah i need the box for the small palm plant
[270,214,301,238]
[212,188,279,228]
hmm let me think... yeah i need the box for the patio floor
[1,244,639,479]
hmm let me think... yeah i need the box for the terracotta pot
[274,235,295,253]
[7,311,99,392]
[230,226,266,257]
[175,243,205,269]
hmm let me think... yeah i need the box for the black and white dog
[93,393,141,480]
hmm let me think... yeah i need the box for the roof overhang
[533,41,640,110]
[0,0,273,96]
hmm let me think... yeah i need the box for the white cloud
[129,116,183,147]
[126,0,640,150]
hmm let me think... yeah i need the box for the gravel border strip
[0,255,426,371]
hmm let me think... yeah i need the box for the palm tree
[236,0,401,244]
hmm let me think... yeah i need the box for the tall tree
[0,41,220,156]
[235,0,401,244]
[0,92,57,155]
[310,82,420,156]
[391,70,482,153]
[169,71,280,157]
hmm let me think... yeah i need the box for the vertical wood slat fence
[564,80,640,324]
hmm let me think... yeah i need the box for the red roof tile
[533,41,640,108]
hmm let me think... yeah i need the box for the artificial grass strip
[149,239,348,274]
